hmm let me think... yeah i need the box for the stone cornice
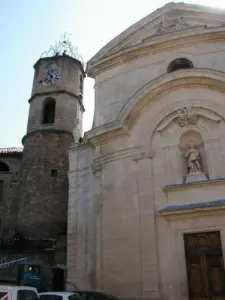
[28,89,85,112]
[34,54,86,77]
[163,178,225,193]
[133,150,153,161]
[85,122,129,147]
[22,129,72,145]
[160,204,225,220]
[87,27,225,77]
[91,146,152,173]
[84,69,225,146]
[160,198,225,220]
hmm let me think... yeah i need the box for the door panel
[187,255,205,297]
[184,231,225,300]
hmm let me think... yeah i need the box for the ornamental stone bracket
[133,150,153,161]
[176,106,198,127]
[92,162,101,174]
[176,106,222,127]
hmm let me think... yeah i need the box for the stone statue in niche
[176,106,198,127]
[183,141,207,183]
[185,142,202,174]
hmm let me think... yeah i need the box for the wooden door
[184,231,225,300]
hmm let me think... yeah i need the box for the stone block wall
[15,131,73,237]
[27,93,81,134]
[0,154,22,237]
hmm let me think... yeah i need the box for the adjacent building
[0,53,85,290]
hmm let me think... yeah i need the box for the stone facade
[67,3,225,300]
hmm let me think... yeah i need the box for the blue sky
[0,0,224,147]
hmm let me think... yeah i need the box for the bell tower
[16,37,85,238]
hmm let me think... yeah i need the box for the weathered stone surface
[0,150,22,236]
[13,54,83,242]
[16,131,73,236]
[68,3,225,300]
[0,54,84,290]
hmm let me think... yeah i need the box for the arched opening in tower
[42,98,56,124]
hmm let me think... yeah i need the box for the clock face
[43,67,60,85]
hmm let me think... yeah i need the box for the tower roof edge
[33,54,86,77]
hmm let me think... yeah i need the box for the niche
[179,130,208,183]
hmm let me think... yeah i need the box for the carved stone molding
[94,146,142,166]
[156,103,222,134]
[92,163,101,174]
[133,150,153,161]
[156,17,189,36]
[92,147,153,170]
[176,106,198,127]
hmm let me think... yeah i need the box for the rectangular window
[0,181,3,201]
[51,169,57,178]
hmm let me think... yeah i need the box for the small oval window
[167,58,193,73]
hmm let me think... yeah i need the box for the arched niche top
[42,97,56,124]
[180,130,203,148]
[169,125,210,147]
[0,162,9,172]
[156,106,222,134]
[150,100,225,147]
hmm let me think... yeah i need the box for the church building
[1,2,225,299]
[66,2,225,300]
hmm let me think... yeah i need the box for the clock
[43,66,61,85]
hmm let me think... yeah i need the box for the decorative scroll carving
[156,17,189,35]
[176,106,198,127]
[133,150,153,161]
[156,106,222,133]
